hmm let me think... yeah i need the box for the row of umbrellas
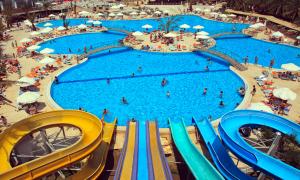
[131,30,210,39]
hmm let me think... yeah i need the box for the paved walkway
[226,9,300,32]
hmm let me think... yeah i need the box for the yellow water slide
[68,120,116,179]
[114,121,138,180]
[147,121,172,180]
[0,110,115,180]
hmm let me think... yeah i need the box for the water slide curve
[218,110,300,179]
[0,110,116,179]
[195,117,253,180]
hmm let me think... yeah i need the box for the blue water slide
[219,110,300,179]
[168,118,224,180]
[194,117,253,180]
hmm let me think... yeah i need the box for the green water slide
[168,118,224,180]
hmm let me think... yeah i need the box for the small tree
[155,16,182,33]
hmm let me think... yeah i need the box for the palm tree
[2,1,13,28]
[156,16,182,33]
[24,5,37,31]
[43,2,52,16]
[62,15,70,30]
[0,19,5,40]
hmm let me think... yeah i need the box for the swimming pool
[38,32,126,54]
[37,15,248,35]
[51,48,244,127]
[213,35,300,69]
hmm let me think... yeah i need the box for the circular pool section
[51,49,244,127]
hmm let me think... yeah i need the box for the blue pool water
[38,32,125,54]
[138,121,149,179]
[213,35,300,69]
[37,15,248,35]
[43,15,299,127]
[51,48,244,127]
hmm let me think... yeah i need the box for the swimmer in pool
[203,88,207,95]
[166,91,170,97]
[219,101,224,107]
[103,108,108,115]
[220,91,223,98]
[122,97,128,104]
[161,78,167,86]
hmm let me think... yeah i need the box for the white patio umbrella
[196,35,210,40]
[193,25,204,30]
[119,4,126,8]
[209,12,219,17]
[111,5,120,9]
[197,31,209,36]
[86,20,94,23]
[281,63,300,71]
[109,13,116,17]
[249,23,265,29]
[40,48,54,54]
[219,14,227,18]
[39,57,55,64]
[20,38,32,43]
[49,14,56,18]
[273,87,297,101]
[164,32,178,38]
[79,11,89,15]
[30,31,40,36]
[130,12,138,16]
[78,24,87,29]
[142,24,153,29]
[17,77,36,87]
[163,10,169,14]
[248,103,273,113]
[24,20,33,26]
[195,8,202,12]
[17,92,40,104]
[272,31,284,38]
[97,13,104,16]
[154,11,161,14]
[27,45,41,51]
[40,27,53,34]
[132,31,143,36]
[140,11,147,15]
[44,22,53,27]
[296,36,300,40]
[93,21,102,25]
[117,13,124,16]
[59,13,65,16]
[228,14,237,18]
[203,9,211,13]
[180,24,190,29]
[57,26,66,31]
